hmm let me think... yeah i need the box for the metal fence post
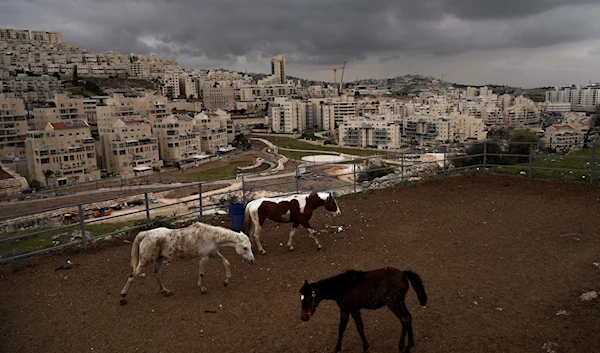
[401,153,405,186]
[528,142,533,178]
[198,183,203,221]
[591,144,596,184]
[353,161,357,194]
[443,151,447,177]
[241,175,246,203]
[295,167,299,194]
[144,192,151,224]
[483,141,487,173]
[78,204,87,249]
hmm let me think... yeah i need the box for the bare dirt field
[1,174,599,353]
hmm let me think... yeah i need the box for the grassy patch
[278,150,324,161]
[485,147,599,181]
[0,220,136,258]
[184,162,249,182]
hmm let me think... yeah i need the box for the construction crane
[301,62,346,91]
[338,61,346,95]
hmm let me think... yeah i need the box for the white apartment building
[179,75,198,99]
[546,85,600,108]
[338,116,402,148]
[543,124,582,151]
[101,117,161,175]
[402,114,452,144]
[129,61,150,78]
[539,102,572,113]
[314,96,357,134]
[193,112,231,153]
[97,95,169,134]
[203,86,235,110]
[153,114,202,164]
[450,113,487,142]
[268,97,307,133]
[32,95,86,130]
[236,83,297,102]
[505,96,539,126]
[25,120,100,186]
[271,55,286,84]
[0,98,27,160]
[0,74,63,101]
[161,72,180,99]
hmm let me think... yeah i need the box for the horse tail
[130,231,147,270]
[243,203,253,236]
[405,270,428,306]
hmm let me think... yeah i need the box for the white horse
[120,222,255,305]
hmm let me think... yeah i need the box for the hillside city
[1,27,599,190]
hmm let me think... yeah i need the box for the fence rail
[1,141,598,263]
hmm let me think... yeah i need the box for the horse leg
[213,251,231,287]
[335,308,350,353]
[154,256,172,296]
[350,310,369,352]
[253,222,267,255]
[287,223,299,251]
[197,255,210,293]
[386,299,413,352]
[305,226,322,250]
[119,262,145,305]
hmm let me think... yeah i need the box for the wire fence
[1,141,597,263]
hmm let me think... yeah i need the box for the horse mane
[190,222,246,243]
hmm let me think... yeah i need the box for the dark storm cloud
[0,0,599,67]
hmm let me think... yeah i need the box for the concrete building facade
[0,98,27,160]
[25,120,99,186]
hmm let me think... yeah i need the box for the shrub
[28,179,41,191]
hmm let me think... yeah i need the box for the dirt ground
[1,174,599,353]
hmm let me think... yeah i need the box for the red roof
[49,121,89,130]
[122,118,150,125]
[551,124,574,130]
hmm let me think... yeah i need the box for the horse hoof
[317,246,323,251]
[201,286,208,294]
[223,280,229,287]
[289,246,294,251]
[119,298,127,306]
[161,290,173,297]
[260,249,267,255]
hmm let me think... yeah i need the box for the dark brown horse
[300,267,427,353]
[243,192,341,254]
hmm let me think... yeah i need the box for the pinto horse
[119,222,255,305]
[300,267,427,353]
[243,191,341,254]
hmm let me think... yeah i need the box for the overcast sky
[2,0,600,88]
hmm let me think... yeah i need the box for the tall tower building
[271,55,286,84]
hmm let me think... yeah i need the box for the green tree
[28,179,41,191]
[71,65,79,85]
[507,128,542,163]
[232,134,251,150]
[83,81,105,95]
[43,170,54,187]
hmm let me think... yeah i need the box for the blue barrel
[228,202,245,231]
